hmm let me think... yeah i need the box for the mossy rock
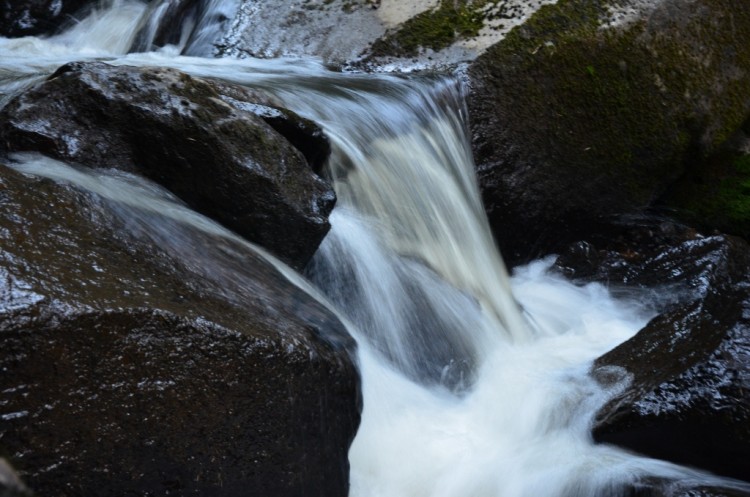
[468,0,750,265]
[368,0,487,58]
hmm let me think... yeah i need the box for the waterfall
[2,2,749,496]
[129,0,241,55]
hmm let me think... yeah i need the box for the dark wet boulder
[0,61,334,269]
[0,0,95,38]
[0,163,359,496]
[560,221,750,482]
[593,286,750,482]
[468,0,750,266]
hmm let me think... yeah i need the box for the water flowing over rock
[130,0,205,52]
[0,459,30,497]
[0,0,96,38]
[555,219,750,483]
[0,61,334,269]
[166,0,556,68]
[0,162,359,496]
[468,0,750,265]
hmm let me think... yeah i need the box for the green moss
[711,155,750,231]
[369,0,488,57]
[726,158,750,215]
[666,152,750,238]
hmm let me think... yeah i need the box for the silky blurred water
[2,2,747,496]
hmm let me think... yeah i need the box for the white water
[2,2,748,496]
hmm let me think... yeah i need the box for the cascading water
[2,2,749,496]
[129,0,241,55]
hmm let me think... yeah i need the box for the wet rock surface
[0,163,359,496]
[555,219,750,482]
[468,0,750,266]
[0,61,334,269]
[624,478,750,497]
[0,0,95,38]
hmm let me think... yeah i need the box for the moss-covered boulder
[0,162,359,496]
[468,0,750,265]
[0,61,334,269]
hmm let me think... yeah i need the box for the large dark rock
[0,0,95,38]
[0,162,359,496]
[0,61,334,269]
[468,0,750,266]
[557,220,750,482]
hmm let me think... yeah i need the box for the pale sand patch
[376,0,439,28]
[456,0,557,51]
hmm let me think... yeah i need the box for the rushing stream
[1,1,748,496]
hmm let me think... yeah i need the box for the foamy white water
[2,2,749,496]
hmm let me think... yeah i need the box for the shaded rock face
[0,61,334,269]
[663,127,750,243]
[468,0,750,266]
[0,163,360,496]
[554,219,750,483]
[0,0,95,38]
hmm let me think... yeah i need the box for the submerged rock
[0,0,95,38]
[556,220,750,482]
[0,163,359,496]
[0,61,334,269]
[468,0,750,265]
